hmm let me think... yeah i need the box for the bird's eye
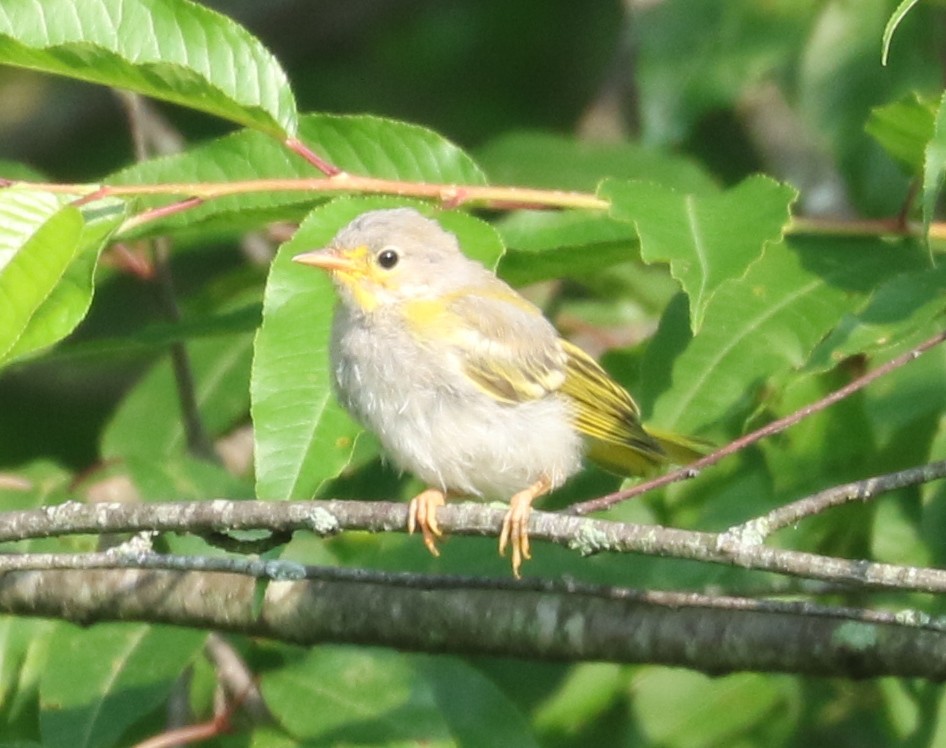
[377,248,399,269]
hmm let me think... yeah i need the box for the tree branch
[1,566,945,678]
[725,459,946,543]
[3,468,946,594]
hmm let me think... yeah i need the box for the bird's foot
[408,487,446,557]
[498,476,551,578]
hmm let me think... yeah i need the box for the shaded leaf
[415,658,538,747]
[261,647,448,744]
[806,261,946,372]
[476,131,717,192]
[36,303,262,363]
[633,669,797,746]
[101,332,253,458]
[642,236,927,434]
[124,453,254,502]
[40,624,205,748]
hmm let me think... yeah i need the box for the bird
[293,207,705,577]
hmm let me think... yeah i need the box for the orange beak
[292,247,358,273]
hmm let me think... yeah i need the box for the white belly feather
[331,307,583,498]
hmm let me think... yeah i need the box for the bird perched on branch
[294,207,704,576]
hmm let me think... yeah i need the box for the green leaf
[0,189,125,367]
[923,90,946,239]
[633,669,797,746]
[476,131,717,193]
[494,210,641,290]
[602,176,796,333]
[863,344,946,455]
[251,197,504,501]
[642,236,927,434]
[0,612,57,741]
[261,647,448,744]
[415,658,538,747]
[636,0,810,147]
[39,303,262,363]
[0,461,74,552]
[124,453,254,501]
[0,159,47,181]
[866,93,937,174]
[0,0,296,137]
[39,624,205,748]
[496,210,635,255]
[110,114,487,240]
[805,262,946,373]
[101,332,253,459]
[263,650,533,745]
[532,663,626,737]
[882,0,923,65]
[251,200,375,503]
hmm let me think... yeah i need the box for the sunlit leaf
[110,114,486,241]
[602,176,796,332]
[882,0,924,65]
[0,189,125,367]
[0,0,296,136]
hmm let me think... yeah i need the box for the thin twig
[2,175,616,217]
[571,328,946,515]
[725,459,946,543]
[11,176,946,238]
[284,136,341,176]
[119,92,219,463]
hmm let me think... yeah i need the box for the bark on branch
[1,567,945,678]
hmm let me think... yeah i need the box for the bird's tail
[646,427,713,466]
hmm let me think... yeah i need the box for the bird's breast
[329,307,583,498]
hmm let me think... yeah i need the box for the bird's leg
[408,487,446,557]
[498,476,551,578]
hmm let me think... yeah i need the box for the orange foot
[408,487,446,557]
[498,476,551,578]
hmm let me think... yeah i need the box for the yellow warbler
[294,208,704,576]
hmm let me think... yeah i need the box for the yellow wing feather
[403,288,566,404]
[559,341,667,475]
[404,289,708,476]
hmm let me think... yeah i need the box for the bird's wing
[559,340,668,475]
[403,286,567,404]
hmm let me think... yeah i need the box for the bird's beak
[292,247,358,273]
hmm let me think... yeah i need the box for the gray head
[293,208,488,311]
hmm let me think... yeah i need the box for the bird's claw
[408,488,445,557]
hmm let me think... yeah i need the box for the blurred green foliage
[1,1,946,747]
